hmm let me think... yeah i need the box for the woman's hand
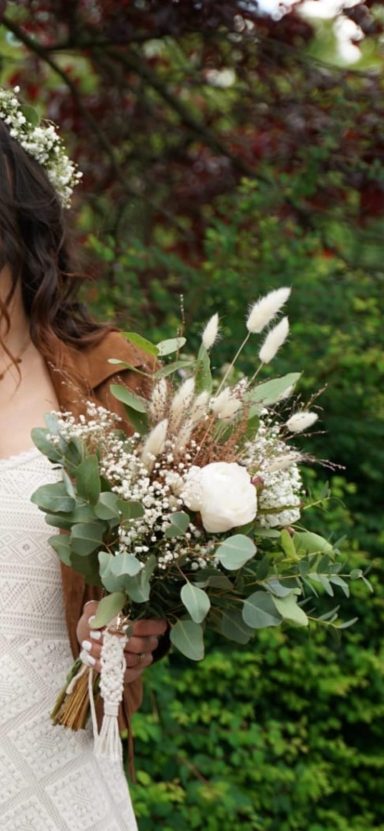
[76,601,168,684]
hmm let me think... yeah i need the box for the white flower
[170,378,195,431]
[210,387,242,420]
[246,287,291,334]
[141,419,168,470]
[202,313,219,350]
[0,87,81,207]
[286,411,318,433]
[181,461,257,533]
[191,391,210,425]
[259,316,289,364]
[149,378,168,421]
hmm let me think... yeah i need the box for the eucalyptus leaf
[45,512,82,530]
[170,619,204,661]
[90,592,127,629]
[280,529,297,559]
[164,511,190,538]
[44,412,61,435]
[248,373,301,406]
[70,551,102,587]
[31,427,62,462]
[181,583,211,624]
[207,575,234,590]
[155,359,194,379]
[70,522,105,556]
[242,591,282,629]
[157,337,186,357]
[295,531,333,556]
[75,455,101,505]
[31,481,75,514]
[272,593,309,626]
[110,554,143,578]
[110,384,148,413]
[94,492,121,521]
[220,609,254,644]
[124,555,157,603]
[99,551,126,593]
[264,578,299,598]
[122,331,159,356]
[48,534,72,566]
[216,534,256,571]
[119,500,145,520]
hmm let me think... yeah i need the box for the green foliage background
[93,179,384,830]
[1,1,384,827]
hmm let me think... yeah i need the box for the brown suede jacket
[46,330,166,732]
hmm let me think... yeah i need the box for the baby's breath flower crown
[0,86,82,207]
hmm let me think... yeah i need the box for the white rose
[181,461,257,533]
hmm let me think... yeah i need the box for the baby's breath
[0,86,82,207]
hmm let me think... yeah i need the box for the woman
[0,90,166,830]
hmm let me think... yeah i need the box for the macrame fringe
[89,626,128,762]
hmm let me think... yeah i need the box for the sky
[257,0,363,62]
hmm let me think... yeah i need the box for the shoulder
[69,330,154,391]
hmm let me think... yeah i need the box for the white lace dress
[0,447,138,831]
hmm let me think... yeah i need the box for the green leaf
[123,406,149,435]
[31,481,75,514]
[207,574,234,590]
[64,438,84,468]
[99,551,126,593]
[49,534,72,566]
[122,331,159,356]
[110,384,148,413]
[156,337,186,357]
[70,522,105,556]
[31,427,62,462]
[335,617,358,630]
[220,609,254,644]
[295,531,334,556]
[94,492,121,521]
[280,529,298,559]
[195,344,212,393]
[75,455,101,505]
[123,555,157,603]
[181,583,211,624]
[170,619,204,661]
[272,593,309,626]
[242,591,282,629]
[264,578,298,598]
[119,501,145,520]
[248,373,301,406]
[110,554,143,578]
[216,534,256,570]
[90,592,127,629]
[70,551,102,587]
[164,511,190,538]
[155,359,194,379]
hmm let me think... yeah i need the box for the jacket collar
[47,330,147,412]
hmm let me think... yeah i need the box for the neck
[0,266,31,358]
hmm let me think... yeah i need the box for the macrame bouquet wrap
[90,623,129,763]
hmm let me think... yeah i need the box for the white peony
[181,462,257,533]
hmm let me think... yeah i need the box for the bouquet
[31,287,364,760]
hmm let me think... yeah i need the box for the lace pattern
[0,450,137,830]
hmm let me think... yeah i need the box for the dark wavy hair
[0,117,110,370]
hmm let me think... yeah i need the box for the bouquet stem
[51,662,95,730]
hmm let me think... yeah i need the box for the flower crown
[0,86,82,207]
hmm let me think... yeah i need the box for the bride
[0,87,167,830]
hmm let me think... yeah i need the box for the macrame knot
[89,623,128,763]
